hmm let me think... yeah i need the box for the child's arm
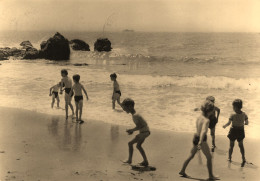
[126,116,143,134]
[49,86,54,96]
[60,79,64,94]
[69,86,74,97]
[215,107,220,121]
[245,114,249,125]
[223,116,232,128]
[81,84,89,100]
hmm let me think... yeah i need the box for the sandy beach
[0,106,259,181]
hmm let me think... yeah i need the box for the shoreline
[0,106,259,181]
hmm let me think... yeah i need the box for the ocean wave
[119,74,260,91]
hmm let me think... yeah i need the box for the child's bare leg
[238,140,246,164]
[125,137,138,164]
[112,100,116,109]
[211,128,216,147]
[179,146,197,175]
[79,100,83,120]
[136,139,148,165]
[75,102,79,121]
[229,141,235,161]
[117,97,122,107]
[68,98,74,115]
[201,143,217,179]
[57,96,60,107]
[65,102,69,119]
[51,97,55,108]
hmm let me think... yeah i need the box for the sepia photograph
[0,0,259,180]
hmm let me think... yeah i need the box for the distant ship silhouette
[122,29,134,32]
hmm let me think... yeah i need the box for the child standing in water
[122,98,150,166]
[49,82,61,108]
[206,96,220,151]
[179,100,218,180]
[223,99,248,167]
[110,73,122,109]
[60,69,74,119]
[69,74,89,124]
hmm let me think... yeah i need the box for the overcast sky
[0,0,259,32]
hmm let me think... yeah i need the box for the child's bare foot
[139,161,149,166]
[208,175,220,180]
[79,120,84,124]
[66,116,68,120]
[123,160,132,165]
[179,171,189,177]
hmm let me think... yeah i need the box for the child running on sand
[179,100,218,180]
[49,82,62,108]
[206,96,220,151]
[69,74,88,124]
[60,69,74,119]
[110,73,122,109]
[122,98,150,166]
[223,99,248,167]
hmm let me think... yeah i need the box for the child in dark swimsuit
[69,74,88,124]
[223,99,248,167]
[179,101,218,180]
[49,82,62,108]
[60,69,74,119]
[110,73,122,110]
[206,96,220,151]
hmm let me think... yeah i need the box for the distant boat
[122,29,134,32]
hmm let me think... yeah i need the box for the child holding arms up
[69,74,88,124]
[122,98,150,166]
[223,99,248,167]
[49,82,62,108]
[110,73,122,109]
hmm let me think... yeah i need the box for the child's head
[61,69,68,77]
[121,98,135,113]
[110,73,117,81]
[206,96,215,103]
[201,100,215,118]
[73,74,80,83]
[232,99,243,112]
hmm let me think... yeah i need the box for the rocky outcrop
[20,41,33,49]
[23,47,39,59]
[39,32,70,60]
[94,38,112,52]
[0,47,25,59]
[69,39,90,51]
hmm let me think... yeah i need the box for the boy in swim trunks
[49,82,62,108]
[69,74,89,124]
[223,99,248,167]
[206,96,220,151]
[110,73,122,109]
[122,98,150,166]
[179,100,218,180]
[60,69,74,119]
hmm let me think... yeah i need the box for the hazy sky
[0,0,260,32]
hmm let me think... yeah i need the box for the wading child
[69,74,88,124]
[179,100,218,180]
[60,69,74,119]
[110,73,122,109]
[122,98,150,166]
[223,99,248,167]
[49,82,62,108]
[206,96,220,151]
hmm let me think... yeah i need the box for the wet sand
[0,106,259,181]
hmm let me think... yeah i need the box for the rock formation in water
[69,39,90,51]
[94,38,112,52]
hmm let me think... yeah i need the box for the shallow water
[0,31,260,139]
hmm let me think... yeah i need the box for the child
[110,73,122,109]
[206,96,220,151]
[223,99,248,167]
[122,98,150,166]
[179,100,218,180]
[49,82,61,108]
[69,74,89,124]
[60,69,74,119]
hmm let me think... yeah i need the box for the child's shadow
[214,148,227,156]
[179,175,208,181]
[114,109,123,113]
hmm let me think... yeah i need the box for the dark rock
[73,63,89,66]
[94,38,112,52]
[20,41,33,49]
[23,47,39,59]
[39,32,70,60]
[0,52,8,60]
[40,41,47,49]
[69,39,90,51]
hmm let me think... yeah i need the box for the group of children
[50,70,249,180]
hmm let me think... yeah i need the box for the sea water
[0,31,260,139]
